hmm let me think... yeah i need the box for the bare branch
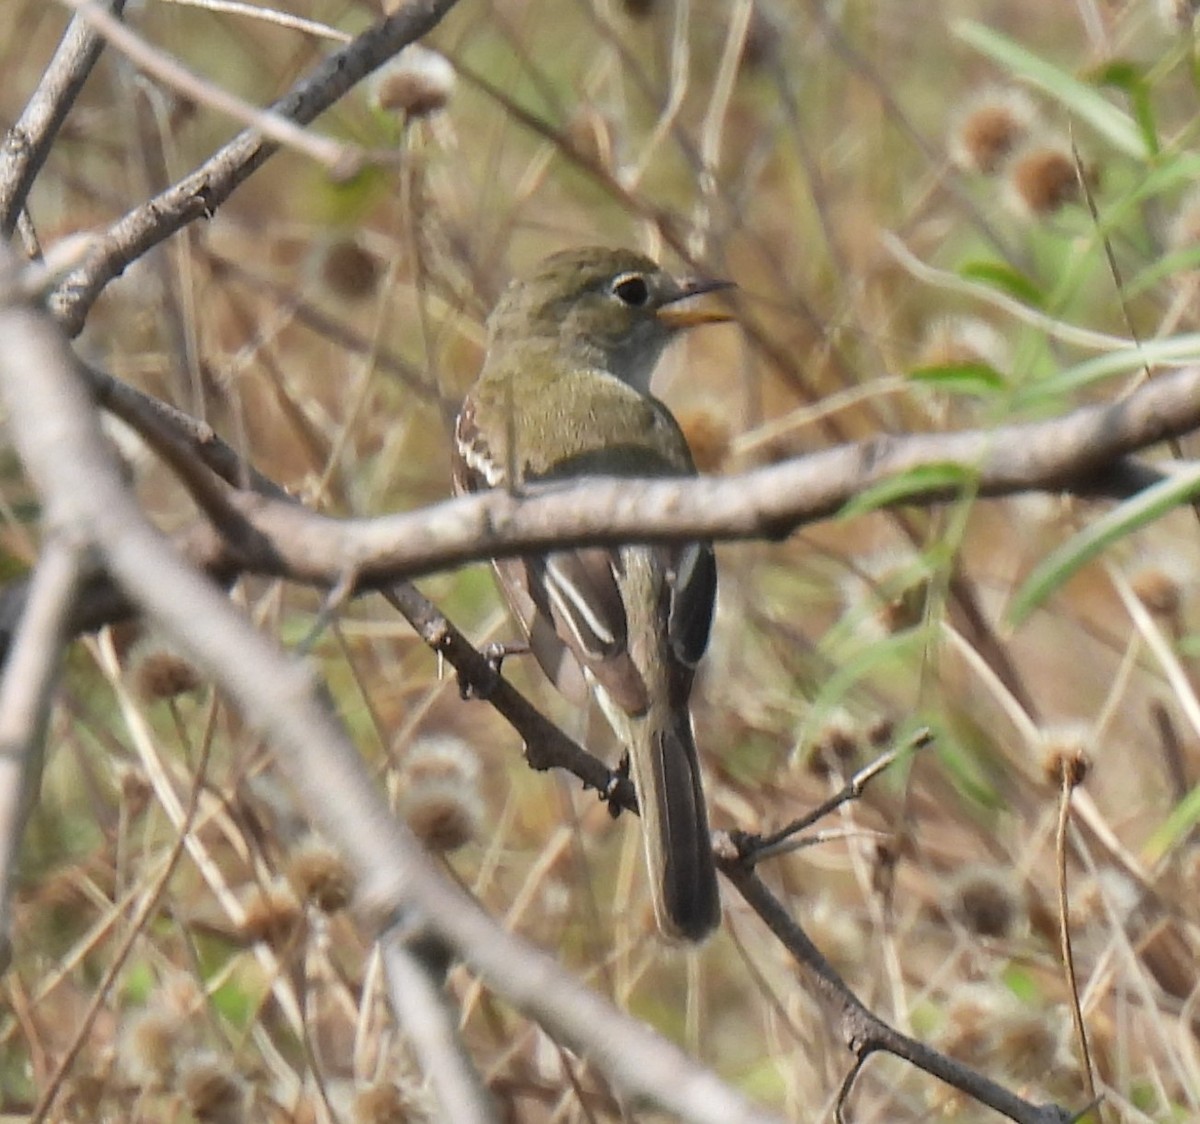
[380,930,497,1123]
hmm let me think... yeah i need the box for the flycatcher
[452,246,732,942]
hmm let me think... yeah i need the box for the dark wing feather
[667,542,717,667]
[659,541,716,707]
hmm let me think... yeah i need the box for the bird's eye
[611,273,650,307]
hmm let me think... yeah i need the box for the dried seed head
[402,779,484,852]
[127,637,202,700]
[944,864,1023,939]
[991,1001,1063,1083]
[372,45,456,118]
[1036,723,1091,788]
[180,1051,246,1124]
[935,983,995,1067]
[352,1081,416,1124]
[949,88,1038,174]
[240,879,304,948]
[841,548,932,640]
[322,239,382,301]
[804,708,862,776]
[916,315,1009,375]
[287,836,356,913]
[399,735,484,852]
[1005,138,1085,219]
[1127,561,1184,619]
[118,1006,182,1087]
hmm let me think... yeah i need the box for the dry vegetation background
[4,0,1200,1121]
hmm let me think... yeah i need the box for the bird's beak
[655,278,736,329]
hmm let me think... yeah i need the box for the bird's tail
[630,709,720,942]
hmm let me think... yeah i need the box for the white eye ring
[610,272,651,307]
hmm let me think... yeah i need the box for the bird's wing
[451,389,715,719]
[451,401,649,714]
[523,549,650,716]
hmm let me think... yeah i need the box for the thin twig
[721,861,1075,1124]
[738,728,930,863]
[1055,757,1101,1116]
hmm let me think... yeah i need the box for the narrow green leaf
[1144,782,1200,864]
[955,21,1150,160]
[1089,59,1160,156]
[1008,465,1200,625]
[959,259,1045,307]
[909,362,1007,397]
[1123,245,1200,301]
[840,463,977,520]
[1014,333,1200,403]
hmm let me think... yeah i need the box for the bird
[451,245,733,942]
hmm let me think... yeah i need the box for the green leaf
[1008,465,1200,625]
[1123,245,1200,301]
[909,362,1007,397]
[1002,965,1042,1003]
[840,462,978,520]
[955,21,1150,160]
[1089,59,1159,157]
[1015,333,1200,403]
[807,629,928,733]
[959,259,1045,307]
[1145,781,1200,864]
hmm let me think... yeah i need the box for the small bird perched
[452,246,733,942]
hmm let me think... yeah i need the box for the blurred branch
[95,359,633,802]
[0,0,127,237]
[0,538,84,972]
[380,929,497,1124]
[0,252,777,1124]
[47,0,461,335]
